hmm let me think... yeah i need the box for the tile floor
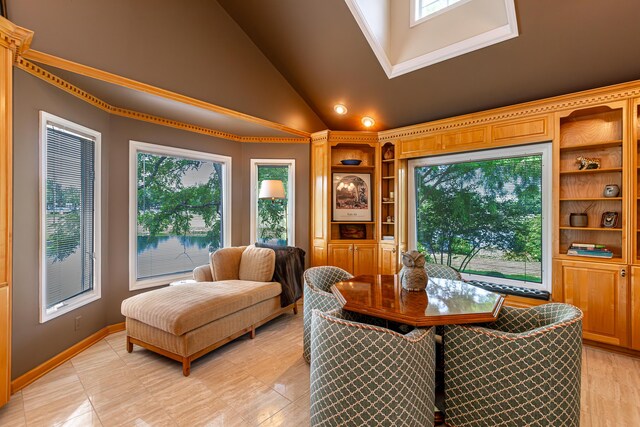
[0,303,638,426]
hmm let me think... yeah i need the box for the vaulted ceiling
[7,0,640,135]
[219,0,640,130]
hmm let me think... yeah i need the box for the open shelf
[559,227,622,232]
[559,140,622,151]
[559,167,622,175]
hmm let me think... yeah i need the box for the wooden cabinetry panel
[328,243,353,273]
[354,244,377,276]
[441,127,487,149]
[553,260,628,346]
[492,116,550,143]
[0,46,11,407]
[631,267,640,350]
[328,243,378,276]
[399,135,440,158]
[379,244,397,275]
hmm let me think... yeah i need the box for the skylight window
[413,0,469,25]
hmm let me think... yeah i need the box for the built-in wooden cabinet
[630,266,640,350]
[552,101,635,348]
[310,131,384,275]
[328,243,377,276]
[553,259,628,347]
[378,244,397,275]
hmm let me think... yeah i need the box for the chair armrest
[193,264,213,282]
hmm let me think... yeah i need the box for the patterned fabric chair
[425,263,462,281]
[310,308,436,427]
[444,303,583,427]
[302,266,353,363]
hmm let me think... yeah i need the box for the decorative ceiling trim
[16,58,309,144]
[21,49,311,139]
[311,130,379,144]
[0,16,33,59]
[379,78,640,142]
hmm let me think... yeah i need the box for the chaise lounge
[121,245,297,376]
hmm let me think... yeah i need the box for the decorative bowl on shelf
[340,159,362,166]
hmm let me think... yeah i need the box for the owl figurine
[399,250,428,291]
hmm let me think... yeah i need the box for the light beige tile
[60,410,103,427]
[22,373,85,412]
[258,400,310,427]
[213,374,292,426]
[23,389,93,426]
[92,389,173,426]
[0,391,27,427]
[71,341,122,373]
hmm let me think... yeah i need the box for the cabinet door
[328,243,353,274]
[379,244,397,275]
[631,267,640,350]
[553,260,628,346]
[354,244,378,276]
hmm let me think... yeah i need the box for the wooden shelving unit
[556,104,626,262]
[553,101,629,348]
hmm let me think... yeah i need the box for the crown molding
[379,79,640,142]
[0,16,33,58]
[16,58,309,144]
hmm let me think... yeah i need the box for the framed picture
[339,224,366,239]
[601,211,619,228]
[332,172,372,221]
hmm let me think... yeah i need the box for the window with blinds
[408,143,552,291]
[40,112,101,323]
[129,141,232,290]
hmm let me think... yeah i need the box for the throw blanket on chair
[256,243,305,307]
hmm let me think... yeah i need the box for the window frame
[128,140,232,290]
[249,159,296,246]
[39,111,102,323]
[408,143,552,291]
[410,0,472,27]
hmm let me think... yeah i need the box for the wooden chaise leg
[250,325,256,339]
[182,357,191,376]
[126,335,133,353]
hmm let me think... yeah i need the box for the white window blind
[45,126,95,308]
[40,111,101,323]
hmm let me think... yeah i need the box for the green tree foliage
[46,179,81,262]
[257,165,289,244]
[415,156,542,280]
[137,153,223,248]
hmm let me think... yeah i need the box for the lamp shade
[259,180,286,200]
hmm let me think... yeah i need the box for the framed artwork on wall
[332,172,372,221]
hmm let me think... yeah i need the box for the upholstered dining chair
[444,303,583,427]
[424,262,463,281]
[302,266,353,363]
[310,308,436,427]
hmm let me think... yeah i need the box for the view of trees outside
[414,155,542,283]
[136,152,224,279]
[257,165,289,245]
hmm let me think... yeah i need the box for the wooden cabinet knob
[354,246,359,251]
[621,269,626,277]
[392,248,396,253]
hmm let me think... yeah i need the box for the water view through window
[413,154,543,284]
[136,151,225,280]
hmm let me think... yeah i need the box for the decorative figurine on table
[576,155,601,170]
[399,250,428,291]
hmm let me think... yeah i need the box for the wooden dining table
[331,274,505,327]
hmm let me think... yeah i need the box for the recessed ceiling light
[361,116,375,128]
[334,104,348,115]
